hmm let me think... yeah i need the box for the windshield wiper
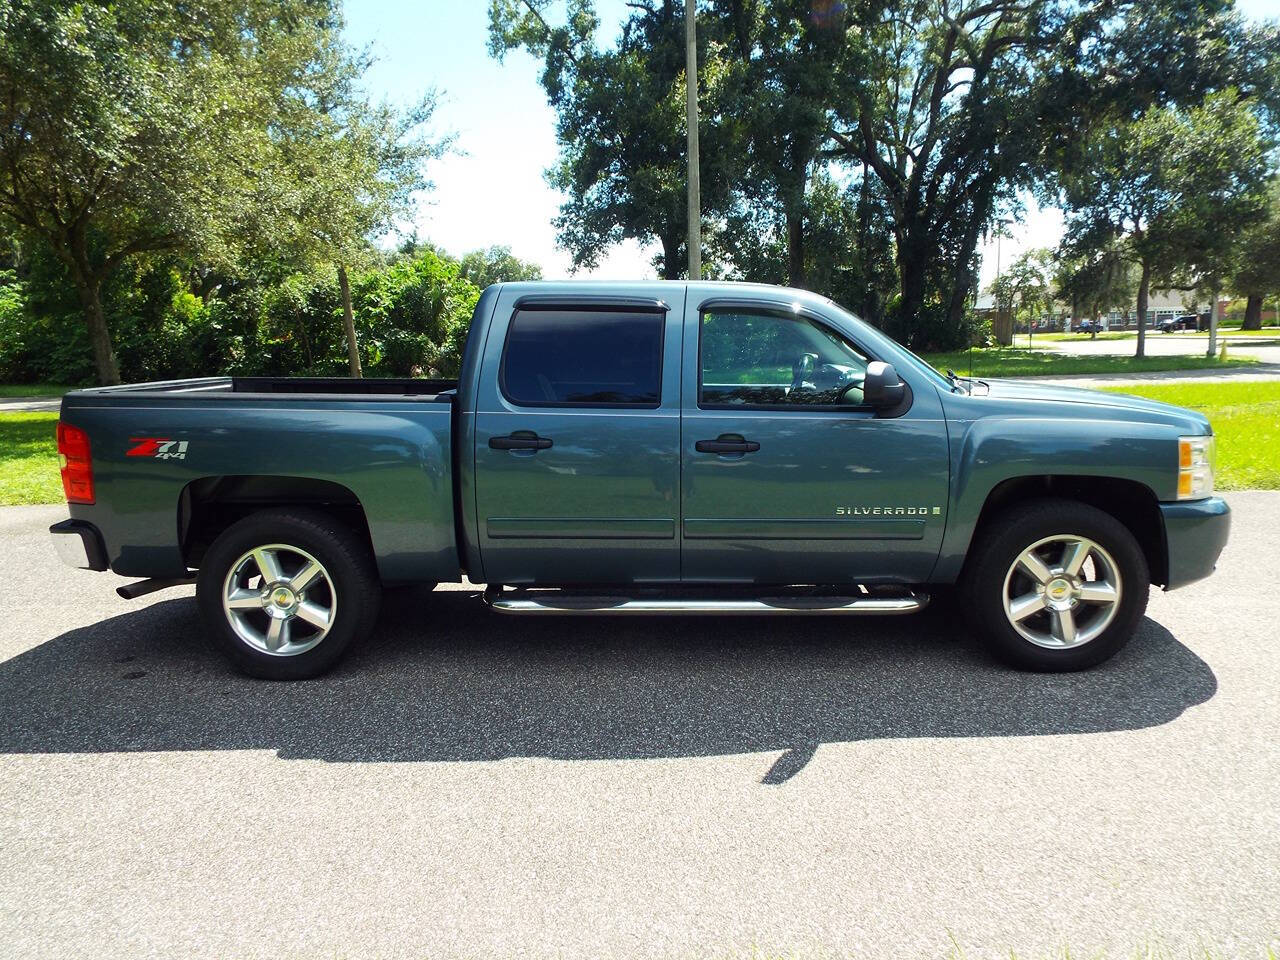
[945,369,990,395]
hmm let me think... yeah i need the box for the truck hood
[971,378,1212,433]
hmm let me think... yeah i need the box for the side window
[501,307,664,407]
[699,309,870,407]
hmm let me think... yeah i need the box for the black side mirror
[863,360,905,408]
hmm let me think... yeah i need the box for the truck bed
[58,376,461,583]
[68,376,458,401]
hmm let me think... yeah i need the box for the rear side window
[501,308,664,407]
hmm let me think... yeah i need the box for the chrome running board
[485,588,928,616]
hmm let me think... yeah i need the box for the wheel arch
[956,475,1167,587]
[179,475,374,572]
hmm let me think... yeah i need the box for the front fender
[931,416,1177,583]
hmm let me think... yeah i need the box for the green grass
[0,383,77,398]
[1102,380,1280,490]
[922,347,1256,379]
[0,412,63,505]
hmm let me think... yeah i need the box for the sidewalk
[1010,362,1280,389]
[0,397,60,413]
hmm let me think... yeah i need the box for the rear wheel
[964,498,1149,670]
[196,509,380,679]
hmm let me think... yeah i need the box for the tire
[962,498,1149,671]
[196,509,381,680]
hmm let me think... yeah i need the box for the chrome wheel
[221,544,336,657]
[1001,534,1121,649]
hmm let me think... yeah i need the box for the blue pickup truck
[50,282,1229,679]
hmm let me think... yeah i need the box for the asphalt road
[1034,333,1280,366]
[1,498,1277,959]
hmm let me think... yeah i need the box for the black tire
[962,498,1149,671]
[196,509,380,680]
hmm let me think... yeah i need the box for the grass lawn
[0,412,63,505]
[1102,381,1280,490]
[922,347,1256,379]
[0,383,78,398]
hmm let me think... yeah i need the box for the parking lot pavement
[1,497,1277,960]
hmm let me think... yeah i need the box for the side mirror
[863,361,906,408]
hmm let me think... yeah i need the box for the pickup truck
[50,281,1230,679]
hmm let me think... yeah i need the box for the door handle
[695,435,760,454]
[489,432,553,451]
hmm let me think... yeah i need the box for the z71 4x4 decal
[126,438,188,460]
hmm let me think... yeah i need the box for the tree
[0,0,344,384]
[708,0,852,287]
[489,0,735,278]
[827,0,1068,349]
[260,27,449,378]
[1054,243,1135,337]
[709,170,898,324]
[1060,92,1269,357]
[1231,179,1280,330]
[457,246,544,289]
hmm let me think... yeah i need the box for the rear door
[680,297,951,585]
[471,290,684,585]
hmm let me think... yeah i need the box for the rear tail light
[56,422,94,504]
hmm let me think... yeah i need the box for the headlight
[1177,435,1215,500]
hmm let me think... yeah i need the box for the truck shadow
[0,589,1217,783]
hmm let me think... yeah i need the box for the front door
[472,292,684,585]
[680,300,950,584]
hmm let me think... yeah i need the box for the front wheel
[964,499,1150,671]
[196,509,380,679]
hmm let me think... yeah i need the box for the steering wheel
[835,379,865,404]
[791,352,817,393]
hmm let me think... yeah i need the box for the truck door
[680,297,950,584]
[471,290,684,585]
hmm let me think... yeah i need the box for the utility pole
[685,0,701,280]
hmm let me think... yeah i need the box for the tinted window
[700,309,869,407]
[502,308,664,406]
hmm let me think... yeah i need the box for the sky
[344,0,1278,293]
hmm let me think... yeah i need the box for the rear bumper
[1160,497,1230,590]
[49,519,109,572]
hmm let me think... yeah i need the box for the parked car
[1076,319,1101,334]
[51,282,1229,678]
[1159,314,1202,333]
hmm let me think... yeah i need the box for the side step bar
[484,588,928,616]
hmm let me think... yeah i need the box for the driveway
[1,498,1277,959]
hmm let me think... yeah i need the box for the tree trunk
[297,306,313,368]
[896,241,928,346]
[1206,288,1220,358]
[72,274,121,386]
[786,212,804,288]
[1135,262,1150,359]
[337,263,362,378]
[1242,293,1262,331]
[659,234,682,280]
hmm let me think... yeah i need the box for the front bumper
[1160,496,1230,590]
[49,519,109,572]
